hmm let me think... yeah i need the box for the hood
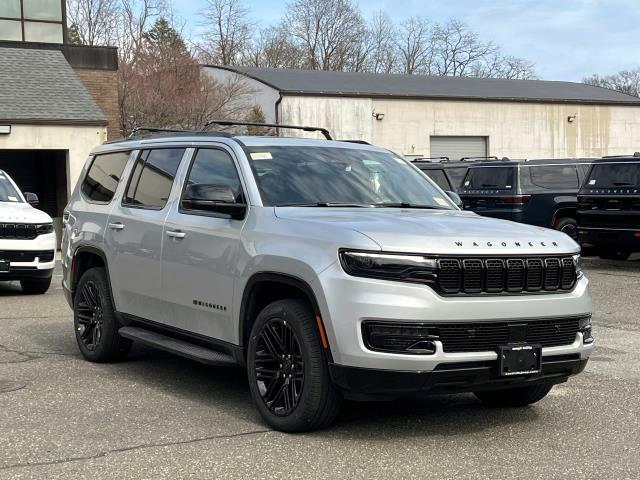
[0,202,52,223]
[274,207,579,255]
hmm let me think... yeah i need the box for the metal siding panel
[430,136,487,160]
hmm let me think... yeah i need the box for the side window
[529,165,579,189]
[421,169,451,190]
[181,149,244,213]
[81,151,131,203]
[124,148,185,208]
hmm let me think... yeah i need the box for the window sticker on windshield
[589,179,596,185]
[250,152,273,160]
[433,197,448,206]
[505,185,512,189]
[464,181,470,186]
[8,196,18,202]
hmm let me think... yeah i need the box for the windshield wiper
[275,202,373,207]
[373,202,447,210]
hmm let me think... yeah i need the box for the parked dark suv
[459,159,593,238]
[577,154,640,259]
[412,157,485,191]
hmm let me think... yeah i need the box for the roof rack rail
[340,140,371,145]
[460,156,501,161]
[411,157,450,162]
[602,152,640,158]
[128,127,195,138]
[201,119,333,140]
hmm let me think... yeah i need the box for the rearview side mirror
[182,184,247,220]
[24,192,39,206]
[445,191,463,208]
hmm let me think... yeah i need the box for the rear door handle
[166,230,186,239]
[108,222,125,231]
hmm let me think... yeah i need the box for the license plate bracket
[498,344,541,376]
[0,259,9,273]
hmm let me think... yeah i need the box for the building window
[0,0,65,43]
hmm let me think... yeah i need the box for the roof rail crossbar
[460,156,500,161]
[129,127,195,137]
[201,120,333,140]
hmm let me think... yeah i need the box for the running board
[118,326,238,367]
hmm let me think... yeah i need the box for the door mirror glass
[24,192,39,206]
[445,190,463,208]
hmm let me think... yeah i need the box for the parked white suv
[62,125,593,432]
[0,169,55,294]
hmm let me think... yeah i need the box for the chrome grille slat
[436,256,576,295]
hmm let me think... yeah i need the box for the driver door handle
[166,230,186,239]
[108,222,125,231]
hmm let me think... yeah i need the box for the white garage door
[430,136,487,160]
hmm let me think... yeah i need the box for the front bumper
[316,262,593,372]
[0,234,56,282]
[330,356,588,397]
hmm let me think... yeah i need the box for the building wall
[0,124,107,191]
[74,68,120,140]
[280,95,640,159]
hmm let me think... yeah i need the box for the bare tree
[285,0,367,71]
[198,0,253,65]
[366,12,399,74]
[66,0,120,45]
[431,20,496,76]
[584,68,640,97]
[397,17,434,75]
[243,25,305,68]
[476,54,537,80]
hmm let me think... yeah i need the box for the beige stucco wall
[280,95,640,159]
[0,124,107,192]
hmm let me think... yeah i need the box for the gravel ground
[0,257,638,480]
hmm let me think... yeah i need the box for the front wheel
[247,299,342,432]
[554,217,577,240]
[20,276,52,294]
[474,383,553,407]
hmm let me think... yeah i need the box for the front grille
[0,250,55,263]
[436,318,580,352]
[0,223,38,239]
[436,256,576,295]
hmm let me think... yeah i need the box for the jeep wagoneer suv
[62,123,593,432]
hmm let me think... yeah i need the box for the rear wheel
[73,267,131,362]
[554,217,577,240]
[474,383,553,407]
[20,276,52,294]
[247,299,342,432]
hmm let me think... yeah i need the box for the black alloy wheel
[76,280,104,351]
[254,318,305,416]
[73,267,131,362]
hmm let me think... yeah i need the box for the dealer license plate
[498,344,541,376]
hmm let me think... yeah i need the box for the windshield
[463,166,516,191]
[586,162,640,188]
[0,172,22,203]
[246,146,454,209]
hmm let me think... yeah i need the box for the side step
[118,326,238,367]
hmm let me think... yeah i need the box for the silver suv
[62,125,593,432]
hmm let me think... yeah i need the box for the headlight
[339,250,438,283]
[36,223,54,235]
[573,254,583,279]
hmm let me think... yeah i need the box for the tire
[20,276,52,294]
[474,383,553,407]
[554,217,577,240]
[247,299,342,432]
[599,250,631,261]
[73,267,131,363]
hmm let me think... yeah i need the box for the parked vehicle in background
[412,157,482,191]
[459,159,594,239]
[0,169,55,294]
[577,154,640,260]
[62,123,592,432]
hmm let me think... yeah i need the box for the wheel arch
[551,206,577,227]
[70,246,113,308]
[239,272,333,363]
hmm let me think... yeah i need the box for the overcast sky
[175,0,640,81]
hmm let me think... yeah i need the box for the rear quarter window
[528,165,579,190]
[420,168,451,190]
[463,166,516,192]
[81,151,131,203]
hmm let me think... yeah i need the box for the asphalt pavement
[0,258,638,479]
